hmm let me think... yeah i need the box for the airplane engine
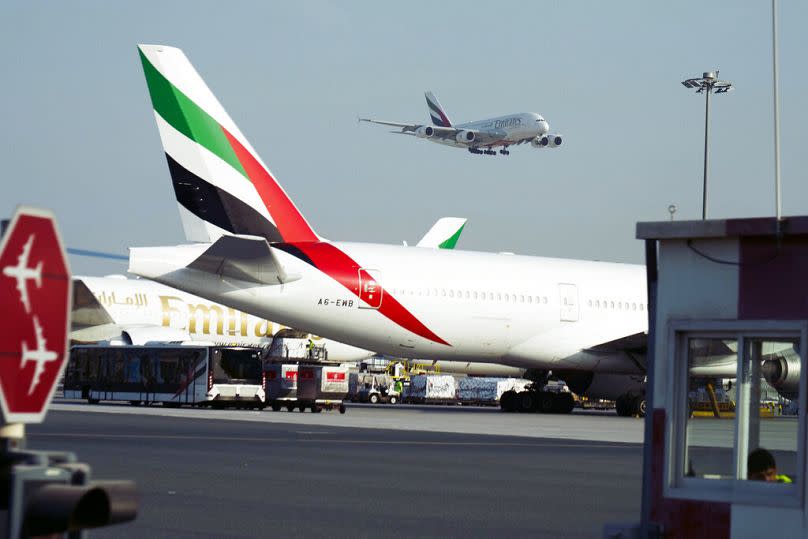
[762,349,801,400]
[531,135,549,148]
[556,370,646,401]
[546,134,563,148]
[456,130,475,143]
[415,126,434,138]
[120,326,191,345]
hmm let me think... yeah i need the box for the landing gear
[615,393,646,417]
[468,147,503,156]
[499,386,575,414]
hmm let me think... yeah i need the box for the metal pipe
[772,0,782,220]
[703,86,711,220]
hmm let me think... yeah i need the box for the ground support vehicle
[499,379,575,414]
[349,372,402,404]
[63,344,266,408]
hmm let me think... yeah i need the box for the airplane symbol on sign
[21,315,58,395]
[2,234,42,313]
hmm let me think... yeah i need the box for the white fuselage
[436,112,548,148]
[73,275,374,362]
[131,242,648,375]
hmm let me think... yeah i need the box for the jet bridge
[606,216,808,539]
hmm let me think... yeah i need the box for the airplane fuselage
[132,242,648,375]
[435,112,549,148]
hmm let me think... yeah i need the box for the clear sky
[2,1,806,276]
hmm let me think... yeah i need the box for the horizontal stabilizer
[188,235,299,285]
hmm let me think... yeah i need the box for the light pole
[681,71,733,220]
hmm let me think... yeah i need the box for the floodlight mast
[681,70,733,220]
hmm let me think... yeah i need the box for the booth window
[670,321,806,504]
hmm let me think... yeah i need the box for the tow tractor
[352,372,402,404]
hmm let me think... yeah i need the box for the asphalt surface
[26,406,643,538]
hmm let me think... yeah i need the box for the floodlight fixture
[681,70,734,219]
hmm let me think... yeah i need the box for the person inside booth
[747,448,793,483]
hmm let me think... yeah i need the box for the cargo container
[276,365,348,413]
[266,363,299,411]
[405,374,457,404]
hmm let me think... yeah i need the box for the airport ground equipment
[349,372,402,404]
[267,364,348,413]
[606,216,808,538]
[63,344,266,408]
[455,377,529,406]
[499,378,575,414]
[1,206,139,537]
[296,365,348,413]
[404,375,458,404]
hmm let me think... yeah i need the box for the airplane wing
[584,332,647,354]
[359,118,417,130]
[188,234,300,285]
[359,118,468,139]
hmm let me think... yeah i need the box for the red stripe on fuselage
[289,242,450,346]
[221,127,318,243]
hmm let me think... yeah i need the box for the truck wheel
[339,404,346,414]
[271,402,282,412]
[298,404,306,412]
[389,396,398,405]
[286,404,295,412]
[369,394,380,404]
[311,405,322,413]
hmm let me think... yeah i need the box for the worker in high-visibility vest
[306,338,315,360]
[748,447,793,483]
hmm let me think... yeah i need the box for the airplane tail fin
[425,91,452,127]
[137,44,320,244]
[416,217,467,249]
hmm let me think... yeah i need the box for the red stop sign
[0,207,71,424]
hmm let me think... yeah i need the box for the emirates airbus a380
[129,44,649,416]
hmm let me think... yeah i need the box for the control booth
[610,216,808,538]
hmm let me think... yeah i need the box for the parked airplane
[360,91,561,156]
[3,234,42,313]
[130,44,646,416]
[72,218,466,358]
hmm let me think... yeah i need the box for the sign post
[0,206,138,538]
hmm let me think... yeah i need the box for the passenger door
[558,283,579,322]
[358,269,383,309]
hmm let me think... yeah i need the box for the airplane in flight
[3,234,43,313]
[360,91,562,156]
[22,316,59,394]
[130,44,646,416]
